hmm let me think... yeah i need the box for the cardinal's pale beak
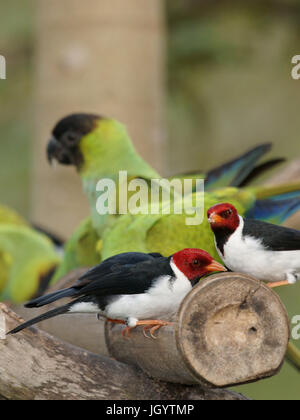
[206,260,227,273]
[208,213,223,225]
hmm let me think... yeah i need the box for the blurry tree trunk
[32,0,166,237]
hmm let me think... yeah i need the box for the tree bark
[0,303,247,400]
[32,0,166,238]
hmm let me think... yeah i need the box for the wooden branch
[0,303,247,400]
[106,273,290,387]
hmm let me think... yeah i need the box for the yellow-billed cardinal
[208,202,300,288]
[8,249,225,338]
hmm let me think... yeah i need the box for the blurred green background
[0,0,34,216]
[1,0,300,400]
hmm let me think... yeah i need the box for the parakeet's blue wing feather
[238,158,286,188]
[205,143,275,190]
[246,197,300,224]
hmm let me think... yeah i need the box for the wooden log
[0,303,248,400]
[106,273,290,387]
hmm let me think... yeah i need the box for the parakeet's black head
[47,113,101,168]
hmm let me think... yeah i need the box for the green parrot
[48,113,286,282]
[0,225,61,303]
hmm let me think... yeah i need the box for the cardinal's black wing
[25,252,166,308]
[243,219,300,251]
[73,255,172,297]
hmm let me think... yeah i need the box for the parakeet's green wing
[0,205,28,226]
[0,225,61,303]
[100,188,254,260]
[50,217,100,284]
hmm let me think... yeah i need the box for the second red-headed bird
[8,248,225,338]
[208,203,300,288]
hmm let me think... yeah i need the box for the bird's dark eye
[221,209,232,219]
[192,259,200,266]
[63,131,80,146]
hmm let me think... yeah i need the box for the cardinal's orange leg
[107,318,173,340]
[106,318,126,325]
[106,318,131,340]
[267,281,290,289]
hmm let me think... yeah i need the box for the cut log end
[177,273,290,387]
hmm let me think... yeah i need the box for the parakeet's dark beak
[47,136,83,168]
[47,137,58,165]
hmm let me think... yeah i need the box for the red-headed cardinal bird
[208,202,300,288]
[8,249,225,338]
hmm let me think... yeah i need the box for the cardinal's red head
[172,248,226,284]
[207,203,240,234]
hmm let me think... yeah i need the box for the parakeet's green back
[101,187,255,261]
[50,217,100,284]
[0,205,28,226]
[0,225,61,303]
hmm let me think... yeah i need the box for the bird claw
[139,320,173,340]
[142,327,151,339]
[142,325,158,339]
[121,326,133,340]
[118,320,173,340]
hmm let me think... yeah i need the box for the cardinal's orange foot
[108,318,173,340]
[136,320,173,339]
